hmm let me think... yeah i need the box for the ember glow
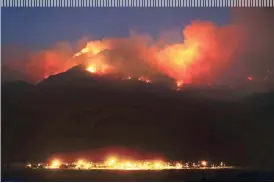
[176,80,184,88]
[105,156,117,166]
[26,155,232,170]
[122,76,132,80]
[85,63,110,74]
[86,66,96,73]
[48,159,61,169]
[75,159,92,169]
[138,76,152,83]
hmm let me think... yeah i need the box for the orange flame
[48,159,61,169]
[86,64,110,74]
[5,21,240,86]
[176,80,184,88]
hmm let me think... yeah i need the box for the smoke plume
[2,8,273,91]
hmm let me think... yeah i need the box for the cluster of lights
[26,156,229,171]
[122,76,152,83]
[138,76,152,83]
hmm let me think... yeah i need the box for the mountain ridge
[2,64,274,170]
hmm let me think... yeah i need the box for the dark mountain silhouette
[1,65,31,83]
[2,66,274,170]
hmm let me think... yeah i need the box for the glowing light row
[26,156,228,170]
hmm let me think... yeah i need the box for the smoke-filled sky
[1,8,274,91]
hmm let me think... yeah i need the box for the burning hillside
[2,9,273,92]
[64,21,239,87]
[1,20,241,87]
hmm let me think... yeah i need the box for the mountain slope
[2,67,274,170]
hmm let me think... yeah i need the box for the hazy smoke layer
[228,8,274,91]
[2,8,273,91]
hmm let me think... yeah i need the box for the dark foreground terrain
[2,169,274,182]
[2,66,274,169]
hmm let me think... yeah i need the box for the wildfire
[12,20,240,85]
[105,156,117,167]
[75,159,92,169]
[176,80,184,91]
[103,158,167,170]
[86,66,96,73]
[26,156,230,171]
[85,62,111,74]
[153,161,164,169]
[48,159,61,169]
[176,80,184,88]
[74,41,109,58]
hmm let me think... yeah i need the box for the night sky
[2,8,229,49]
